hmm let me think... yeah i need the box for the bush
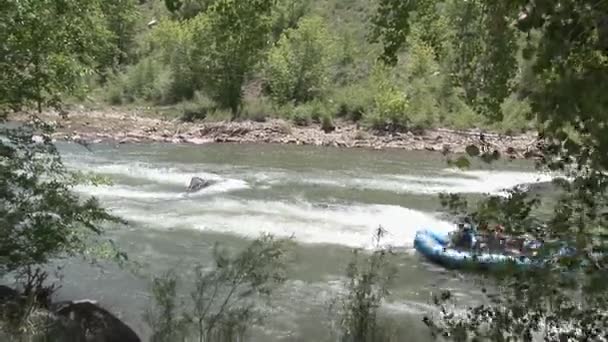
[105,73,127,105]
[498,94,533,134]
[321,113,335,133]
[445,95,483,130]
[363,64,410,131]
[308,99,336,123]
[145,235,291,342]
[242,96,274,122]
[103,57,172,105]
[265,15,337,105]
[332,83,374,122]
[125,57,172,103]
[291,105,313,126]
[179,92,216,122]
[149,19,199,103]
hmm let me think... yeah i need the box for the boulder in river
[187,176,216,192]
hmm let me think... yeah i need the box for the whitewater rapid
[64,147,552,250]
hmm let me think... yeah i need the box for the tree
[144,235,292,342]
[0,122,124,277]
[371,0,518,121]
[99,0,140,69]
[371,0,608,340]
[164,0,216,20]
[265,15,336,105]
[0,0,113,113]
[189,0,276,117]
[269,0,311,42]
[376,0,608,341]
[0,1,127,338]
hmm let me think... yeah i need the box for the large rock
[51,300,140,342]
[187,176,216,193]
[1,287,140,342]
[0,285,19,303]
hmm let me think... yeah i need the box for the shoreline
[15,108,541,158]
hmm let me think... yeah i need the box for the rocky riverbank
[16,108,541,158]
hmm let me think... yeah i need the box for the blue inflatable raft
[413,229,534,270]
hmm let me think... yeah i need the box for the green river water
[53,142,551,341]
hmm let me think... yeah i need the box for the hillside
[74,0,535,135]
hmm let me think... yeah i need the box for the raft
[413,229,534,270]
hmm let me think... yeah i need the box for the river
[55,142,551,341]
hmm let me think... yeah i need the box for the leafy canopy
[371,0,608,340]
[0,0,114,112]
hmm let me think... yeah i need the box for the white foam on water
[111,198,454,249]
[74,178,250,200]
[67,156,553,196]
[72,162,223,187]
[246,169,554,196]
[75,185,179,200]
[288,171,553,195]
[443,169,555,193]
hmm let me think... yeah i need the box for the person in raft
[452,220,477,250]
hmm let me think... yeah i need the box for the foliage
[396,0,608,339]
[149,19,200,103]
[242,96,274,122]
[321,112,335,133]
[164,0,216,20]
[189,0,276,117]
[270,0,311,42]
[498,94,533,134]
[98,0,140,69]
[144,270,190,342]
[371,0,519,120]
[144,235,292,342]
[330,227,397,342]
[331,82,374,122]
[363,64,409,131]
[290,105,313,127]
[105,56,173,105]
[179,92,216,122]
[0,0,113,113]
[265,15,337,105]
[0,121,124,277]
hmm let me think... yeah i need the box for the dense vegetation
[371,0,608,340]
[1,0,607,341]
[76,0,536,133]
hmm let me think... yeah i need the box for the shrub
[103,57,172,105]
[242,96,274,122]
[125,57,172,103]
[180,92,216,122]
[332,83,374,122]
[204,108,233,122]
[265,15,337,105]
[149,19,199,103]
[105,73,127,105]
[291,105,313,126]
[321,113,336,133]
[363,64,410,131]
[498,94,533,134]
[145,235,291,342]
